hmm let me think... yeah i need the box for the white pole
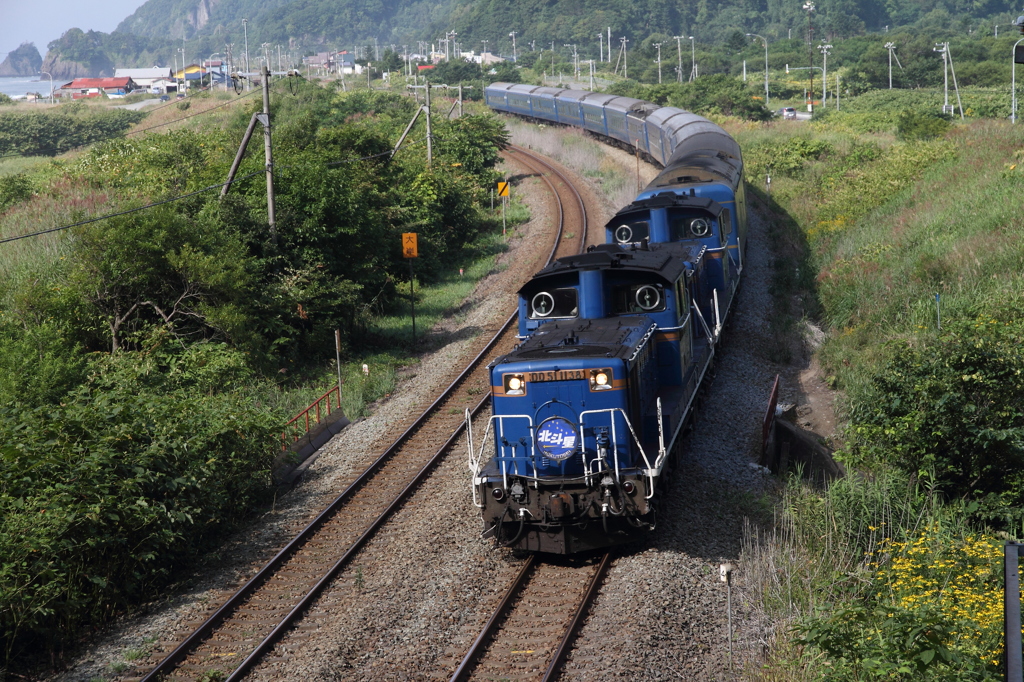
[1013,38,1024,123]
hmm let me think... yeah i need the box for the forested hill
[114,0,460,51]
[109,0,1021,58]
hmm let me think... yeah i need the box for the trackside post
[1007,541,1023,682]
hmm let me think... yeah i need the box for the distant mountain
[41,29,175,79]
[0,43,42,77]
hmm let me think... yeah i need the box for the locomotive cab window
[670,212,717,241]
[610,220,650,244]
[612,283,666,314]
[721,208,733,237]
[528,287,578,319]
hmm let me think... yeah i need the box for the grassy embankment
[727,99,1024,679]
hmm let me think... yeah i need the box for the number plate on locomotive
[527,369,586,382]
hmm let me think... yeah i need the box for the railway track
[450,553,613,682]
[126,145,587,681]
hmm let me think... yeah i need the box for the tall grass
[505,119,647,209]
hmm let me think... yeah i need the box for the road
[116,98,163,110]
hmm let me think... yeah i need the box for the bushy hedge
[0,340,281,660]
[0,106,147,157]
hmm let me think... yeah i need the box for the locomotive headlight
[503,373,526,396]
[589,368,613,391]
[689,218,711,237]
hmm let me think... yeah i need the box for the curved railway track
[127,145,587,682]
[450,553,612,682]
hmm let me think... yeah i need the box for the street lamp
[803,2,815,111]
[40,70,53,103]
[746,33,769,106]
[1013,32,1024,122]
[673,36,683,83]
[206,53,221,90]
[818,43,832,106]
[688,36,696,81]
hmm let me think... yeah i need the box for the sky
[0,0,148,60]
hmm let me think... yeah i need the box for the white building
[114,68,174,90]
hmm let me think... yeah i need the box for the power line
[0,82,272,161]
[0,170,264,245]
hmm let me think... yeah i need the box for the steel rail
[141,145,585,681]
[448,552,611,682]
[448,555,537,682]
[542,552,614,681]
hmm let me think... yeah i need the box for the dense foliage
[0,80,507,665]
[0,104,147,157]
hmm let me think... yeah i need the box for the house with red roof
[58,77,136,99]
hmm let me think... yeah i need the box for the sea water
[0,75,58,99]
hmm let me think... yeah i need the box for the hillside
[0,43,42,77]
[107,0,1022,57]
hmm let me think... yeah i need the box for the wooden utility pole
[262,66,276,243]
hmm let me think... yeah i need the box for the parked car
[776,107,797,120]
[159,95,170,102]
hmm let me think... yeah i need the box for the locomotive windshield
[609,220,650,244]
[529,287,578,319]
[611,283,666,314]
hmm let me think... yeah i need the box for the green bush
[845,318,1024,518]
[896,109,952,140]
[0,341,281,661]
[0,173,33,212]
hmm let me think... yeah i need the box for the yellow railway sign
[497,181,510,197]
[402,232,418,258]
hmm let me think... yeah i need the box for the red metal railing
[282,385,341,449]
[762,374,780,454]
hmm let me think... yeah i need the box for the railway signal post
[403,232,418,344]
[497,180,510,235]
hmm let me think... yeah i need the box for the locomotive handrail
[578,407,657,495]
[470,414,536,488]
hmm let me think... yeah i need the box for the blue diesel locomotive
[471,84,746,553]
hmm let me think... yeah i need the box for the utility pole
[934,42,950,115]
[243,19,250,91]
[588,60,595,90]
[804,2,815,111]
[654,42,662,83]
[509,30,518,62]
[886,41,894,88]
[608,28,612,62]
[598,32,604,62]
[261,66,276,243]
[673,36,683,83]
[818,43,832,106]
[620,37,629,79]
[564,44,578,80]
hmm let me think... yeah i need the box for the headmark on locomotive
[468,243,721,554]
